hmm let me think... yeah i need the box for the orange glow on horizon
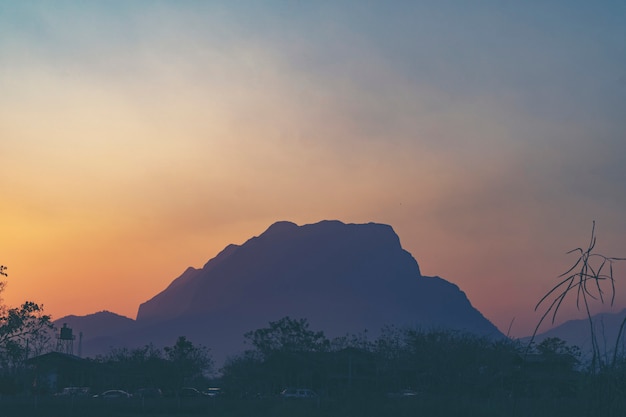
[2,1,625,339]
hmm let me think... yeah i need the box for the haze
[1,1,625,337]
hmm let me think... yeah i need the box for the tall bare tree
[532,222,625,372]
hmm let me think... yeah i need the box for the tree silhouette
[0,265,52,395]
[164,336,213,392]
[244,316,330,358]
[98,344,168,392]
[0,267,52,367]
[222,317,331,396]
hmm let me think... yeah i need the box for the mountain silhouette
[52,311,137,357]
[526,308,626,359]
[56,220,503,364]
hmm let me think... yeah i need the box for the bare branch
[531,222,625,373]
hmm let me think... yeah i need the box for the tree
[244,316,330,358]
[0,265,7,305]
[536,337,580,358]
[220,350,265,397]
[534,337,581,375]
[0,267,52,371]
[222,318,331,396]
[98,344,168,391]
[164,336,213,391]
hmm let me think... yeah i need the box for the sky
[1,1,625,338]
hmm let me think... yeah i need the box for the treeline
[223,317,626,417]
[0,313,584,398]
[4,314,626,416]
[86,336,213,396]
[220,317,580,399]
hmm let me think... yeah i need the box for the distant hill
[53,311,137,357]
[526,308,626,359]
[56,220,504,364]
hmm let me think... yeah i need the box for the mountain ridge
[526,308,626,354]
[55,220,503,363]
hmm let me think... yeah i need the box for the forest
[1,309,626,417]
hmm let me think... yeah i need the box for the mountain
[56,220,503,363]
[528,308,626,357]
[52,311,137,357]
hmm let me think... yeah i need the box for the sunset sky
[1,1,625,338]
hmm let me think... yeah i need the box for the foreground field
[1,392,625,417]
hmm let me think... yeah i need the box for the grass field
[1,392,624,417]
